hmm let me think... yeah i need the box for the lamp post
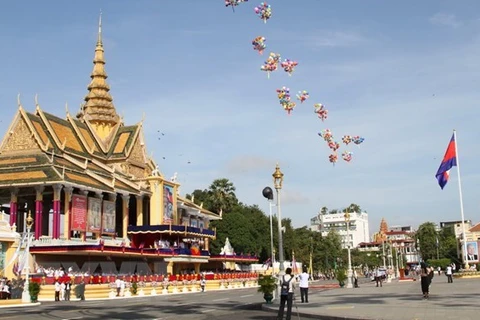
[344,211,353,289]
[272,164,285,276]
[262,187,276,272]
[22,211,34,303]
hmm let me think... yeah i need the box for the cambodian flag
[435,134,457,189]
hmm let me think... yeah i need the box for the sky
[0,0,479,235]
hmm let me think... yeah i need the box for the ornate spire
[78,12,120,138]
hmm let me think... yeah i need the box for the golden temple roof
[78,13,120,125]
[0,15,164,199]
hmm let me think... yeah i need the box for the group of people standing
[54,280,72,301]
[277,267,310,320]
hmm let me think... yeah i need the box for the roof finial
[65,102,69,115]
[34,94,39,109]
[17,94,22,109]
[97,9,102,45]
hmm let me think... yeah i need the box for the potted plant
[28,281,41,302]
[336,269,347,287]
[257,275,277,304]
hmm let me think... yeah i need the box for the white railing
[32,236,126,247]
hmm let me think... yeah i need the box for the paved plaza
[264,277,480,320]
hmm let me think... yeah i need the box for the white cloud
[429,13,462,28]
[281,190,310,205]
[225,155,275,175]
[306,30,368,48]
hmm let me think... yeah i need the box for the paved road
[0,287,275,320]
[264,276,480,320]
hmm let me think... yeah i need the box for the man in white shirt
[445,264,453,283]
[297,268,309,303]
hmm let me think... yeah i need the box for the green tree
[318,230,342,270]
[343,203,362,213]
[320,207,328,215]
[416,222,438,261]
[438,225,459,263]
[207,178,238,213]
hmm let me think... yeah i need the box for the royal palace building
[0,16,255,280]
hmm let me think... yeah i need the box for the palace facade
[0,16,256,280]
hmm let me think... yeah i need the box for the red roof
[469,223,480,232]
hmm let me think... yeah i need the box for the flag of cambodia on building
[435,134,457,189]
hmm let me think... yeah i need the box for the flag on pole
[435,133,457,189]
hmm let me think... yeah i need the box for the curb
[0,302,41,309]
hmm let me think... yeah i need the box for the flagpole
[453,129,469,269]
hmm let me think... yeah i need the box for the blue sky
[1,0,479,234]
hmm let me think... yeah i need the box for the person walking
[277,267,295,320]
[297,267,309,303]
[445,264,453,283]
[419,262,431,299]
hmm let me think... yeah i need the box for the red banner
[71,194,87,231]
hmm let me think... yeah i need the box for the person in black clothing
[420,262,432,299]
[277,267,295,320]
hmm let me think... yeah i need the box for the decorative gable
[1,115,39,153]
[129,137,146,164]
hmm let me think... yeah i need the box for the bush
[28,281,41,302]
[426,258,451,269]
[130,281,138,295]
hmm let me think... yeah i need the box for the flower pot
[264,293,273,304]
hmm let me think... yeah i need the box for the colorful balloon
[318,129,333,142]
[260,52,281,78]
[225,0,248,12]
[329,153,338,165]
[296,90,309,103]
[328,141,340,151]
[314,103,328,121]
[252,36,266,55]
[280,59,298,76]
[254,2,272,23]
[282,101,296,115]
[352,136,365,145]
[342,151,353,162]
[342,135,352,145]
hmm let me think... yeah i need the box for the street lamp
[262,187,276,272]
[272,163,285,276]
[344,211,353,289]
[22,211,34,303]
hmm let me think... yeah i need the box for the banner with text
[71,194,87,232]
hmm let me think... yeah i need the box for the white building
[310,211,369,249]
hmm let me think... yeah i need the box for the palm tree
[208,178,238,214]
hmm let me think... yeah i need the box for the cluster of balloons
[260,52,281,78]
[222,1,365,166]
[276,87,296,114]
[225,0,249,12]
[281,59,298,76]
[318,129,365,165]
[342,135,364,146]
[314,103,328,122]
[296,90,309,103]
[254,2,272,23]
[252,36,266,54]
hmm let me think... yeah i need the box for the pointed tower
[77,12,121,141]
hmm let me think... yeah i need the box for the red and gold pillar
[52,184,63,239]
[63,186,73,240]
[122,194,129,238]
[9,187,18,227]
[34,186,44,240]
